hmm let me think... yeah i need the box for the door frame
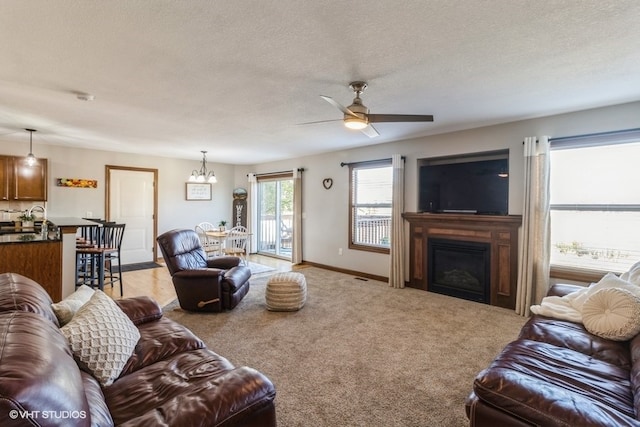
[256,173,293,261]
[105,165,159,262]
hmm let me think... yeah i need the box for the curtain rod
[340,156,405,167]
[247,168,304,177]
[523,128,640,145]
[549,127,640,143]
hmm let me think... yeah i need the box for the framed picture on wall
[185,182,212,200]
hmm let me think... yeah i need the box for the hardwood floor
[103,254,293,307]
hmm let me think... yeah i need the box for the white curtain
[516,136,551,316]
[292,169,303,264]
[247,173,258,254]
[388,154,405,289]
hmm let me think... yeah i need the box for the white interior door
[108,168,156,264]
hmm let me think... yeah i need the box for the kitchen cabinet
[0,155,47,201]
[0,238,62,301]
[0,156,8,201]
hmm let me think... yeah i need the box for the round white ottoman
[265,272,307,311]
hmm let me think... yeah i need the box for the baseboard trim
[299,261,389,283]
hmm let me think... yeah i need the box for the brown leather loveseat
[0,272,276,426]
[466,283,640,426]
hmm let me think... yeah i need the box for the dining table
[205,229,251,259]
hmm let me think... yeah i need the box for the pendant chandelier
[188,150,217,183]
[25,128,37,166]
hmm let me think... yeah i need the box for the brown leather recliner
[157,229,251,312]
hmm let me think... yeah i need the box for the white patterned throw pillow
[61,291,140,386]
[582,287,640,341]
[51,285,95,325]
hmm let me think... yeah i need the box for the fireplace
[427,238,491,304]
[403,213,521,309]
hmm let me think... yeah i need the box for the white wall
[239,101,640,277]
[0,143,236,236]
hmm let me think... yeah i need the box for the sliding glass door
[257,176,293,260]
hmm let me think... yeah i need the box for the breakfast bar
[0,217,98,301]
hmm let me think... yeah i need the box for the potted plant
[218,220,227,232]
[17,212,35,229]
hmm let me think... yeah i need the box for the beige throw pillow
[582,287,640,341]
[61,291,140,386]
[51,285,95,325]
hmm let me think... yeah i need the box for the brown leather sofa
[157,228,251,312]
[466,283,640,426]
[0,272,276,426]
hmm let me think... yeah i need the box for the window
[550,131,640,274]
[349,160,392,253]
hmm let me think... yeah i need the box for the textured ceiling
[1,1,639,164]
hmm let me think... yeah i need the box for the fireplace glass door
[427,238,491,303]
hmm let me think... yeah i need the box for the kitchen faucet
[28,205,48,237]
[27,205,46,220]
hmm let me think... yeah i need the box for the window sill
[348,243,390,255]
[550,265,616,283]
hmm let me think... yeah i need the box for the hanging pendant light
[188,150,217,183]
[25,128,37,166]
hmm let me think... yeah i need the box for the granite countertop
[0,232,59,244]
[0,217,100,244]
[47,217,102,227]
[0,218,103,244]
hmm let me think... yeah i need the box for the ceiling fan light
[344,117,368,130]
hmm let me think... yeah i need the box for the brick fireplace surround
[403,213,522,309]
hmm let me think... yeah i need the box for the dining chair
[195,223,222,258]
[223,225,249,265]
[197,221,217,232]
[281,220,293,249]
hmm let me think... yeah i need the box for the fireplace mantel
[402,213,522,309]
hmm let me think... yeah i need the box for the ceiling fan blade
[296,118,343,125]
[360,124,379,138]
[320,95,358,117]
[367,114,434,123]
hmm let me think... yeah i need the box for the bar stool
[75,224,102,287]
[103,223,126,296]
[75,223,125,295]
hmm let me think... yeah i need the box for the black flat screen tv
[418,152,509,215]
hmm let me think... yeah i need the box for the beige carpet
[163,266,527,427]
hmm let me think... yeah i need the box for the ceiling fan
[311,81,434,138]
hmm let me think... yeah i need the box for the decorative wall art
[56,178,98,188]
[186,182,212,200]
[322,178,333,189]
[232,187,248,228]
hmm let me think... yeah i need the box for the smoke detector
[76,93,95,101]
